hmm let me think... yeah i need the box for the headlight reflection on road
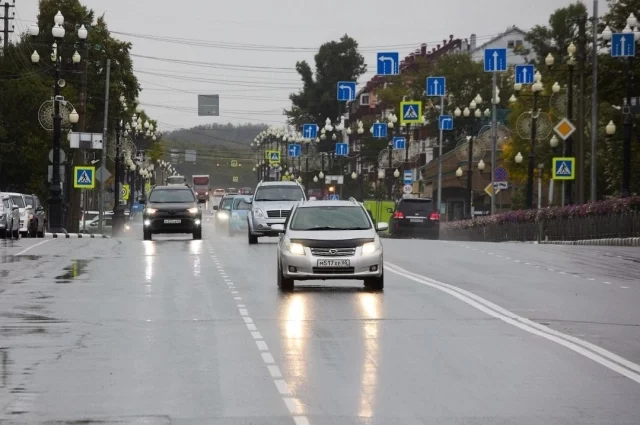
[189,240,202,255]
[358,292,381,418]
[144,242,155,283]
[283,294,307,405]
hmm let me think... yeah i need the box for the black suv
[388,197,440,239]
[141,185,203,240]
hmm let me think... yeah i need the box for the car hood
[253,201,300,211]
[147,203,195,211]
[286,229,376,242]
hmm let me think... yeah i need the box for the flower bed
[441,197,640,242]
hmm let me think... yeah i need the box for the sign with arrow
[335,143,349,156]
[611,33,636,57]
[484,48,507,72]
[376,52,399,75]
[439,115,453,131]
[393,137,405,150]
[302,123,318,140]
[372,122,387,138]
[337,81,356,101]
[288,144,301,158]
[426,76,446,96]
[515,64,535,84]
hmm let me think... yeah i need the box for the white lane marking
[604,282,612,285]
[385,262,640,383]
[282,398,301,414]
[239,309,249,316]
[251,331,263,340]
[247,323,257,331]
[268,365,282,378]
[274,379,291,395]
[261,352,275,364]
[621,286,629,289]
[243,317,253,324]
[15,239,51,256]
[234,297,242,300]
[294,417,310,425]
[226,282,234,285]
[572,275,581,278]
[231,291,239,294]
[256,340,269,351]
[238,304,246,308]
[587,278,595,281]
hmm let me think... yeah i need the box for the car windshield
[233,197,252,210]
[254,186,304,202]
[10,195,25,208]
[290,206,372,231]
[148,189,195,203]
[220,197,235,210]
[399,199,433,215]
[24,195,34,207]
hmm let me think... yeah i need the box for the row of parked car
[0,192,47,239]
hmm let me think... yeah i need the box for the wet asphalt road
[1,211,640,424]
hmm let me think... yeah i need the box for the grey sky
[16,0,580,131]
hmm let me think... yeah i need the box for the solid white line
[384,262,640,383]
[246,323,257,331]
[256,340,269,351]
[293,416,310,425]
[239,309,249,316]
[261,352,275,364]
[251,331,263,340]
[267,365,282,378]
[15,239,51,256]
[274,379,291,395]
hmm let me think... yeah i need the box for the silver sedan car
[272,198,388,292]
[0,194,20,239]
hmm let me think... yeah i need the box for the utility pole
[576,14,587,204]
[1,1,15,51]
[98,59,110,234]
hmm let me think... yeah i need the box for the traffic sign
[95,165,111,183]
[233,176,239,183]
[426,76,446,96]
[554,117,576,140]
[484,48,507,72]
[439,115,453,131]
[494,166,508,182]
[393,137,406,150]
[376,52,399,75]
[302,123,318,140]
[552,157,575,180]
[337,81,357,101]
[266,150,280,164]
[494,181,509,190]
[74,166,95,189]
[515,64,535,84]
[48,149,66,163]
[288,144,301,158]
[121,184,130,201]
[611,33,636,57]
[335,143,349,156]
[484,182,500,196]
[403,170,413,185]
[400,101,422,124]
[372,122,387,138]
[328,194,339,200]
[231,160,238,167]
[402,184,413,194]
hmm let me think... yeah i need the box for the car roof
[257,181,301,187]
[151,185,192,190]
[298,200,363,208]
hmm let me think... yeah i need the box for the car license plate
[164,219,181,224]
[410,218,424,223]
[317,259,350,267]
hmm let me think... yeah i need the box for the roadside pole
[98,59,110,234]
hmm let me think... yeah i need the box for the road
[1,210,640,424]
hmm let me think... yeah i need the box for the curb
[44,233,110,239]
[538,237,640,247]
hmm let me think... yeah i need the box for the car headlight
[146,208,158,214]
[187,207,199,214]
[362,239,381,255]
[253,208,264,218]
[218,212,229,220]
[285,240,305,256]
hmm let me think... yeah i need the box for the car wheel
[143,230,152,241]
[248,229,258,245]
[364,272,384,291]
[277,263,294,292]
[193,229,202,240]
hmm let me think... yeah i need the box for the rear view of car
[228,196,252,235]
[0,194,20,239]
[388,197,439,239]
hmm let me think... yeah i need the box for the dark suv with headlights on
[141,185,202,240]
[388,197,440,239]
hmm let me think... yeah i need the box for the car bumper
[143,216,202,233]
[250,216,285,236]
[280,250,383,280]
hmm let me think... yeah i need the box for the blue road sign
[439,115,453,131]
[403,170,413,185]
[302,123,318,140]
[372,122,388,138]
[484,48,507,72]
[393,137,406,150]
[426,76,446,96]
[328,194,339,201]
[552,157,575,180]
[494,166,508,182]
[269,151,280,163]
[515,64,535,84]
[337,81,357,102]
[376,52,399,75]
[611,33,636,57]
[335,142,349,156]
[288,144,301,158]
[74,166,95,189]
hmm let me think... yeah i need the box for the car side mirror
[376,222,389,232]
[271,224,285,233]
[36,206,44,212]
[12,205,19,211]
[26,204,33,210]
[386,208,394,213]
[213,205,219,210]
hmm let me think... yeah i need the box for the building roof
[469,26,527,54]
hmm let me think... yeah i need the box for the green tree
[286,35,366,127]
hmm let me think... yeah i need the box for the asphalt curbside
[538,237,640,247]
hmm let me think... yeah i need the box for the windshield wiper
[299,226,337,230]
[335,227,370,230]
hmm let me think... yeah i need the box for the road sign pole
[437,96,444,214]
[98,59,110,235]
[490,72,497,215]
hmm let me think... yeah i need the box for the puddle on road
[0,254,42,264]
[55,259,91,283]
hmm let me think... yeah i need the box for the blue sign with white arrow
[372,122,388,138]
[377,52,399,75]
[439,115,453,131]
[426,76,446,96]
[515,64,535,84]
[393,137,406,150]
[302,123,318,140]
[611,33,636,57]
[484,48,507,72]
[288,144,301,158]
[337,81,357,102]
[335,143,349,156]
[403,170,413,185]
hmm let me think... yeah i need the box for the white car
[0,194,20,239]
[5,192,30,237]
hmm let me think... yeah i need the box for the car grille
[310,247,356,257]
[312,267,355,274]
[267,210,290,218]
[156,210,189,217]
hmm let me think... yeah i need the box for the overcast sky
[15,0,582,131]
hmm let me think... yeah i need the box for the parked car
[5,192,30,237]
[22,194,46,237]
[387,197,440,239]
[80,210,100,233]
[0,193,20,239]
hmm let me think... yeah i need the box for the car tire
[277,263,294,292]
[193,229,202,240]
[143,230,152,241]
[364,272,384,291]
[248,229,258,245]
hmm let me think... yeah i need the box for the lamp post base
[47,184,66,235]
[111,205,126,236]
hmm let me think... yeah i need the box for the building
[469,26,534,65]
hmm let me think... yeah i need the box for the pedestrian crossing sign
[400,101,422,124]
[552,157,575,180]
[73,166,95,189]
[266,150,280,164]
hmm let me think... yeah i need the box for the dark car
[141,185,203,240]
[388,197,440,239]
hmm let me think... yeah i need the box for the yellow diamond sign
[554,118,576,140]
[484,183,500,197]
